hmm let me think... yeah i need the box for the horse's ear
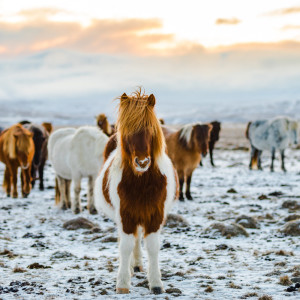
[148,94,156,107]
[27,132,33,137]
[120,93,128,102]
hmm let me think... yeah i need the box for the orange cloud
[0,16,174,56]
[281,25,300,30]
[266,6,300,16]
[215,18,241,25]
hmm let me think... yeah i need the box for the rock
[282,201,300,210]
[101,236,118,243]
[281,220,300,236]
[165,214,189,228]
[63,217,99,230]
[269,191,284,197]
[291,277,300,283]
[166,288,182,294]
[235,215,259,229]
[284,214,300,222]
[204,222,249,237]
[27,263,51,269]
[227,188,237,194]
[51,251,76,260]
[258,194,269,200]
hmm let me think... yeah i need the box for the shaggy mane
[116,88,165,158]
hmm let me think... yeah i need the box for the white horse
[246,116,298,172]
[48,126,108,214]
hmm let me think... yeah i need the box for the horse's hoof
[179,194,184,201]
[6,194,10,198]
[134,266,143,272]
[116,288,129,294]
[39,186,44,191]
[12,193,18,199]
[151,287,163,294]
[89,207,98,215]
[73,207,81,214]
[22,193,29,198]
[186,194,193,200]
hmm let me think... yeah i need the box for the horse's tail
[245,122,252,139]
[55,177,60,205]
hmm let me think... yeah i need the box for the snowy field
[0,127,300,300]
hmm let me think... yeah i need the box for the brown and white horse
[94,90,178,294]
[96,113,115,137]
[162,123,212,201]
[0,124,35,198]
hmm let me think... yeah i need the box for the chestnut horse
[94,90,178,294]
[162,123,212,201]
[0,124,35,198]
[96,113,115,136]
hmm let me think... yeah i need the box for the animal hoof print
[134,266,142,272]
[151,287,163,294]
[116,288,129,294]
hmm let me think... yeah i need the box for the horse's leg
[31,164,36,189]
[38,159,45,190]
[65,179,71,209]
[72,176,82,214]
[21,167,31,198]
[116,232,135,294]
[209,143,215,167]
[4,167,11,197]
[185,171,193,200]
[88,175,97,214]
[249,146,256,170]
[132,227,143,273]
[145,232,164,294]
[177,170,184,201]
[199,160,203,167]
[281,150,286,172]
[257,150,263,170]
[11,165,18,198]
[57,176,67,210]
[270,148,275,172]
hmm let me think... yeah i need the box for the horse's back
[48,128,75,179]
[69,126,108,177]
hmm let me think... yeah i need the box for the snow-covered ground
[0,144,300,299]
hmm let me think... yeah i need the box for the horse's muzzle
[134,157,151,173]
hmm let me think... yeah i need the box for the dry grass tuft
[204,286,214,293]
[278,275,292,286]
[258,296,273,300]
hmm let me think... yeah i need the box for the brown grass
[279,275,292,286]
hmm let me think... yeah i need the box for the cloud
[18,7,65,19]
[266,6,300,16]
[281,25,300,30]
[0,15,173,55]
[215,18,241,25]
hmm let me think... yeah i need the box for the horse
[48,126,108,214]
[41,122,53,134]
[200,121,221,167]
[23,123,49,190]
[0,124,35,198]
[246,116,299,172]
[94,90,178,294]
[162,123,212,201]
[96,113,115,137]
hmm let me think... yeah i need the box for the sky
[0,0,300,123]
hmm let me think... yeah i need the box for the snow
[0,136,300,299]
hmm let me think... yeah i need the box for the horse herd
[0,90,299,294]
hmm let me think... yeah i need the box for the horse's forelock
[116,90,165,159]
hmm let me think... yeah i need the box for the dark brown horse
[0,124,35,198]
[200,121,221,167]
[23,123,49,190]
[163,123,212,201]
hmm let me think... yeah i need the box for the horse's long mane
[3,125,32,159]
[116,89,165,158]
[178,123,198,149]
